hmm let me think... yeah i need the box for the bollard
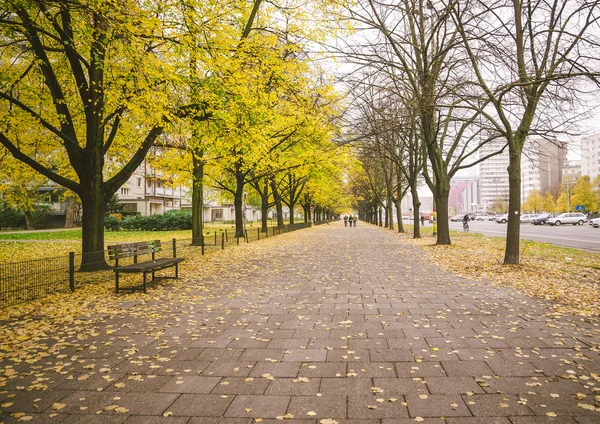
[214,231,217,246]
[257,228,260,240]
[245,229,248,243]
[69,252,75,292]
[172,238,177,257]
[221,232,225,250]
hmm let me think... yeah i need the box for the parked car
[546,212,587,226]
[488,215,498,221]
[450,215,464,222]
[589,217,600,228]
[520,213,540,223]
[531,213,557,225]
[473,215,486,221]
[495,214,508,223]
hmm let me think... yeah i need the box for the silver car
[520,213,540,223]
[546,212,587,226]
[494,214,508,223]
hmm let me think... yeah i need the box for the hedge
[117,210,192,231]
[0,203,26,229]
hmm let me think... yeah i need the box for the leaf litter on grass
[401,232,600,316]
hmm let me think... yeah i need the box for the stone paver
[1,221,599,423]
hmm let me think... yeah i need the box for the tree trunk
[395,198,404,233]
[79,189,108,271]
[504,150,522,264]
[434,190,451,245]
[378,207,383,227]
[387,197,394,230]
[384,202,389,228]
[289,200,295,225]
[234,177,245,237]
[260,178,269,232]
[270,179,284,227]
[411,184,421,239]
[64,196,77,228]
[191,153,204,245]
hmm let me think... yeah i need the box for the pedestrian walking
[420,215,425,226]
[343,215,348,227]
[348,215,354,227]
[353,216,357,227]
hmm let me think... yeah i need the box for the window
[120,188,129,196]
[137,178,142,187]
[214,209,223,219]
[146,179,152,188]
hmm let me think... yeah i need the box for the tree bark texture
[504,148,523,264]
[270,178,284,227]
[191,153,204,245]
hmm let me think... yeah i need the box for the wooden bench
[108,240,184,294]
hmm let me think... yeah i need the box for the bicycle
[463,221,469,232]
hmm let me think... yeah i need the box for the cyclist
[462,214,470,232]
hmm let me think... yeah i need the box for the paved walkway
[1,222,599,423]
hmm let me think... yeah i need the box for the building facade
[117,160,191,216]
[562,160,581,187]
[478,140,510,210]
[448,176,479,214]
[581,131,600,180]
[521,138,566,201]
[479,138,566,209]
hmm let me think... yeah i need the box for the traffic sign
[575,205,585,211]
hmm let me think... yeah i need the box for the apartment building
[479,138,566,208]
[117,160,191,216]
[562,160,581,186]
[581,131,600,180]
[479,140,510,209]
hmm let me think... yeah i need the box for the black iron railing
[0,221,322,308]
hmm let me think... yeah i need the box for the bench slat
[108,240,161,260]
[114,257,184,273]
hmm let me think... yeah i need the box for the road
[447,219,600,251]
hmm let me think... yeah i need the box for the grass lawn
[0,220,286,262]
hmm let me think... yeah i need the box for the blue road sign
[575,205,585,211]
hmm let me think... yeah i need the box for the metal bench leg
[175,263,179,279]
[152,270,155,282]
[143,272,147,293]
[115,271,120,294]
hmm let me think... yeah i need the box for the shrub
[120,209,192,231]
[104,215,121,231]
[28,205,53,229]
[0,203,26,229]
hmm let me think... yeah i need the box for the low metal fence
[0,221,318,308]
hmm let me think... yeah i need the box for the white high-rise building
[480,138,566,209]
[479,140,510,209]
[581,132,600,180]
